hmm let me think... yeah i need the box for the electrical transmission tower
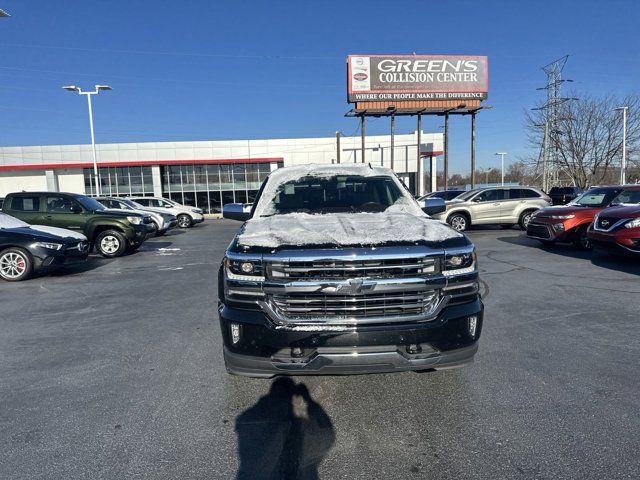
[535,55,573,191]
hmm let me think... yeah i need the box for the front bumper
[526,220,577,242]
[192,213,205,224]
[128,224,156,242]
[32,245,89,272]
[219,299,483,377]
[588,229,640,256]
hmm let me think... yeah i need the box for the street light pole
[495,152,507,186]
[62,85,112,195]
[615,106,628,185]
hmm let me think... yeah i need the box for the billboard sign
[347,55,488,102]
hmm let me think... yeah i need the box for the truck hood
[236,212,464,249]
[93,209,144,219]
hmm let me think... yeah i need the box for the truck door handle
[520,200,527,203]
[493,203,500,206]
[44,215,53,219]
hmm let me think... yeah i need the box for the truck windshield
[74,196,106,211]
[263,175,405,215]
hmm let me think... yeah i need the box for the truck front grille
[269,290,441,321]
[268,256,436,280]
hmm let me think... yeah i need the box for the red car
[526,186,640,248]
[588,192,640,256]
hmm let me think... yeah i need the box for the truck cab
[218,164,484,377]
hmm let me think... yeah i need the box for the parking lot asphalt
[1,220,639,480]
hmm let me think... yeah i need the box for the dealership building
[0,131,442,213]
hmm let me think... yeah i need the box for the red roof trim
[0,157,282,172]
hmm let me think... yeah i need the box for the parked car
[431,186,551,232]
[0,213,89,281]
[0,197,4,211]
[129,196,205,228]
[218,164,483,377]
[588,189,640,256]
[2,192,156,257]
[548,186,583,205]
[526,186,636,249]
[418,189,466,202]
[96,197,178,236]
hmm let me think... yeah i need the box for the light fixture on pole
[62,85,112,195]
[615,106,628,185]
[495,152,507,186]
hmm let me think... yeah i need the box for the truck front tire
[95,230,127,258]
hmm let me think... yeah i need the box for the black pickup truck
[218,164,483,377]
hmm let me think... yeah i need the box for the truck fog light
[239,261,255,273]
[553,222,565,231]
[230,323,241,344]
[468,316,478,338]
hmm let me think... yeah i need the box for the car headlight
[192,208,203,214]
[443,251,476,276]
[126,215,143,225]
[550,214,575,220]
[625,218,640,229]
[32,241,63,251]
[224,258,265,281]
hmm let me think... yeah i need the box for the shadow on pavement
[235,378,335,480]
[497,233,640,275]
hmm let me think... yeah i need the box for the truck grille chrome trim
[260,291,447,325]
[266,255,438,280]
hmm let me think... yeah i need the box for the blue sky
[0,0,638,173]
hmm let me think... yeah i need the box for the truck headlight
[127,215,143,225]
[443,251,476,276]
[625,218,640,229]
[32,242,63,251]
[225,258,265,281]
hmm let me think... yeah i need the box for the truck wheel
[572,226,592,249]
[447,213,469,232]
[96,230,127,258]
[0,248,33,281]
[519,210,535,230]
[177,214,192,228]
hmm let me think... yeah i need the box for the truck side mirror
[223,203,252,222]
[421,197,446,215]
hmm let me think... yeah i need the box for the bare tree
[525,92,640,188]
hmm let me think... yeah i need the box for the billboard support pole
[390,114,395,170]
[471,112,476,189]
[336,131,341,164]
[444,113,449,191]
[417,112,422,196]
[360,115,366,163]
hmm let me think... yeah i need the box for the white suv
[431,186,551,232]
[129,197,205,228]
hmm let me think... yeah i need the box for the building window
[83,166,153,197]
[158,161,278,213]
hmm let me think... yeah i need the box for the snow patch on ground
[238,211,461,248]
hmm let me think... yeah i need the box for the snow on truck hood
[237,211,462,248]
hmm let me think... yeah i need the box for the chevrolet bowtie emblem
[321,279,374,295]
